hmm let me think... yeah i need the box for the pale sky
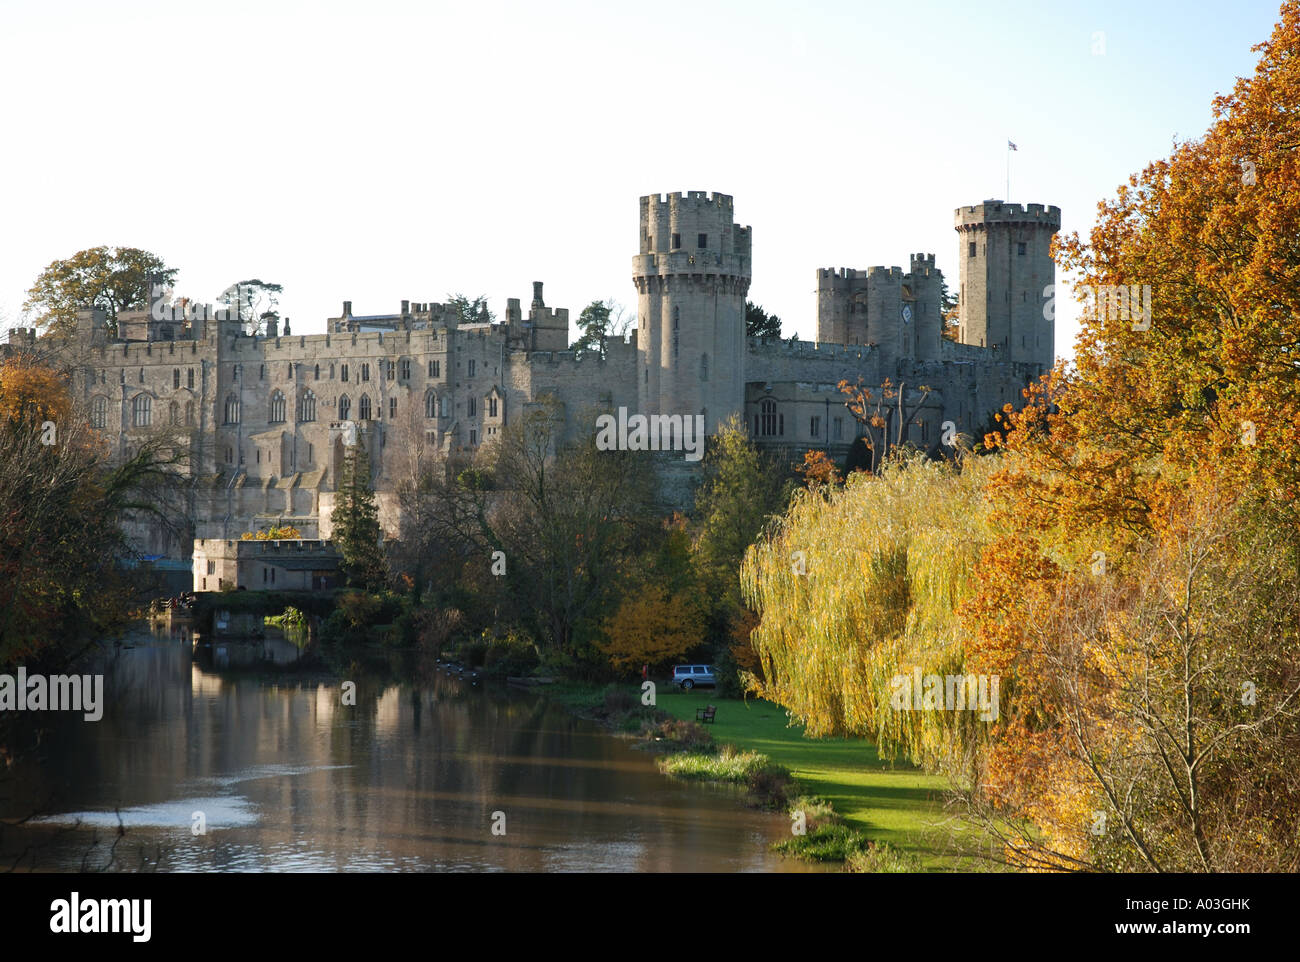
[0,0,1285,359]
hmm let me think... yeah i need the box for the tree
[488,398,654,656]
[837,376,934,472]
[797,449,842,487]
[331,440,388,590]
[740,452,994,752]
[396,396,654,658]
[573,298,634,355]
[961,480,1300,872]
[0,354,191,665]
[939,277,960,342]
[599,583,703,674]
[239,525,302,541]
[745,301,781,339]
[218,279,283,335]
[957,3,1300,870]
[446,293,494,324]
[692,415,793,651]
[23,246,176,340]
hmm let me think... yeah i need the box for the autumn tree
[0,354,191,665]
[24,246,176,339]
[797,449,842,488]
[959,2,1300,871]
[838,376,935,472]
[240,525,302,541]
[600,516,705,674]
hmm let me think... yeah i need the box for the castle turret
[955,200,1060,370]
[633,191,751,432]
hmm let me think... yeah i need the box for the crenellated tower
[955,200,1060,371]
[632,191,751,433]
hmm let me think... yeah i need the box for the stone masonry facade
[12,191,1059,567]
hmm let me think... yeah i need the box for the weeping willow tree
[739,452,996,770]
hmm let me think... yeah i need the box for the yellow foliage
[599,583,703,672]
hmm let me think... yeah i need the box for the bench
[696,705,717,724]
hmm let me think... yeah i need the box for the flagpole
[1006,140,1011,200]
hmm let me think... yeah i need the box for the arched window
[300,390,316,422]
[269,390,286,423]
[314,364,320,380]
[90,396,107,429]
[187,368,194,389]
[185,401,194,425]
[173,368,180,389]
[224,393,240,424]
[760,398,779,437]
[425,390,437,419]
[341,363,349,382]
[169,401,179,424]
[359,394,372,420]
[338,394,351,420]
[700,353,709,381]
[132,394,152,427]
[361,363,370,382]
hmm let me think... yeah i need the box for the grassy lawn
[652,688,979,871]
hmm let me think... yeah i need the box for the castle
[8,191,1059,567]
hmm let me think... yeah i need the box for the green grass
[653,688,977,871]
[658,745,781,783]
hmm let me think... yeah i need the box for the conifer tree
[331,440,387,590]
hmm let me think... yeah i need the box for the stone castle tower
[954,200,1060,370]
[633,191,752,433]
[18,188,1063,569]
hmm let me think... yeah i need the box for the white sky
[0,0,1284,359]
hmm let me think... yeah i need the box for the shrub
[844,842,925,874]
[787,795,839,832]
[658,745,788,787]
[645,718,713,751]
[602,685,638,715]
[482,628,540,677]
[773,823,874,862]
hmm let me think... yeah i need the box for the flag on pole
[1008,140,1018,150]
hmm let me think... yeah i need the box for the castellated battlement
[641,190,735,211]
[747,337,870,361]
[955,200,1062,228]
[816,265,904,287]
[639,189,752,260]
[910,253,936,274]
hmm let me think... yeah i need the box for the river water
[1,627,816,872]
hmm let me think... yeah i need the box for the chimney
[531,281,544,310]
[343,300,353,317]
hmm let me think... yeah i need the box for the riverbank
[544,680,975,871]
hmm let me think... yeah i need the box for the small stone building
[192,538,342,592]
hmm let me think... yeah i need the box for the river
[0,626,819,872]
